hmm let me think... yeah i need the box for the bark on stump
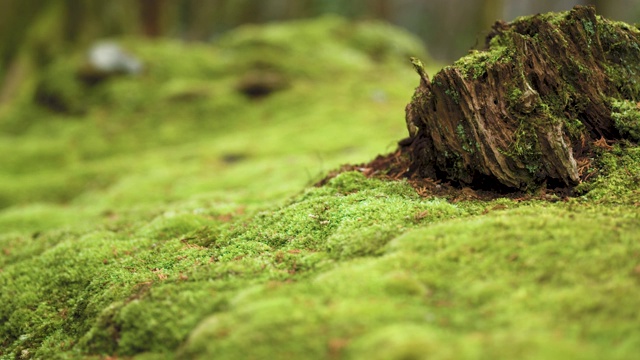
[403,6,640,190]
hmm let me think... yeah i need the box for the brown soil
[316,144,574,202]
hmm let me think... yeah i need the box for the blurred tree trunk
[0,2,66,104]
[481,0,504,30]
[0,0,43,88]
[371,0,391,19]
[181,0,224,40]
[139,0,163,37]
[283,0,314,19]
[591,0,613,17]
[228,0,263,24]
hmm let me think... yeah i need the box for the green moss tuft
[611,100,640,141]
[454,46,511,80]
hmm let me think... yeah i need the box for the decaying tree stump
[403,6,640,190]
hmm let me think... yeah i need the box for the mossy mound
[0,16,440,358]
[180,204,640,360]
[5,15,429,122]
[4,165,640,359]
[0,15,432,210]
[404,6,640,190]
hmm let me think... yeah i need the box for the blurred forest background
[1,0,639,106]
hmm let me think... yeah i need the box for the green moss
[344,20,430,64]
[178,205,640,360]
[456,124,475,154]
[445,87,460,104]
[454,46,510,80]
[509,87,523,104]
[217,15,430,78]
[227,172,470,260]
[575,144,640,204]
[611,99,640,141]
[581,18,596,44]
[0,16,447,358]
[597,18,640,100]
[502,118,542,176]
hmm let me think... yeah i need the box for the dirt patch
[317,145,572,202]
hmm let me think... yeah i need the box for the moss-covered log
[403,6,640,190]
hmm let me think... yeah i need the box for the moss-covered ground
[1,16,640,359]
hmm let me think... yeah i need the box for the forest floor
[1,16,640,359]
